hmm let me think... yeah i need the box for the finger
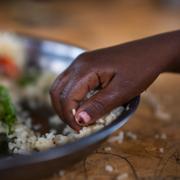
[60,71,116,129]
[50,71,81,130]
[50,74,68,117]
[51,70,83,131]
[63,71,115,104]
[59,72,99,130]
[59,94,81,131]
[75,87,117,126]
[75,81,134,126]
[50,69,69,92]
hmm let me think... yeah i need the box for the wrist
[164,30,180,73]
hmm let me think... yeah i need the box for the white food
[159,148,164,153]
[116,173,128,180]
[105,165,113,172]
[108,131,124,144]
[104,146,112,152]
[154,133,167,140]
[3,106,124,154]
[126,131,137,140]
[58,170,65,177]
[72,109,76,116]
[143,91,171,121]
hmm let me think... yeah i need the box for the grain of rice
[33,124,42,131]
[58,170,65,177]
[54,135,70,145]
[105,165,113,172]
[116,173,128,180]
[104,146,112,152]
[159,148,164,153]
[108,131,124,144]
[72,109,76,116]
[161,133,167,140]
[154,133,167,140]
[126,131,137,140]
[143,92,171,121]
[49,116,63,126]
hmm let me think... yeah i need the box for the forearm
[137,30,180,73]
[50,30,180,130]
[168,31,180,73]
[159,30,180,73]
[122,30,180,73]
[94,30,180,74]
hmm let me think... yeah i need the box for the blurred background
[0,0,180,49]
[0,0,180,179]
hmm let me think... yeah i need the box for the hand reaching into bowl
[50,30,180,131]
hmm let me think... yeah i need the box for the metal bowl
[0,32,140,179]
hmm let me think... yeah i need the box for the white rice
[159,147,164,153]
[143,91,171,121]
[1,106,124,154]
[154,133,167,140]
[58,170,65,177]
[72,109,76,116]
[161,133,167,140]
[105,164,113,172]
[33,124,42,131]
[126,131,137,140]
[104,146,112,152]
[48,115,63,126]
[116,173,128,180]
[108,131,124,144]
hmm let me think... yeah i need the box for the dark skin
[50,30,180,131]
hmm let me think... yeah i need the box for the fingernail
[75,111,91,126]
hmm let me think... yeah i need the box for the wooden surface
[0,1,180,179]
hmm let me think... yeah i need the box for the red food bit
[0,56,20,79]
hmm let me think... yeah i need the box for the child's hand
[50,30,180,131]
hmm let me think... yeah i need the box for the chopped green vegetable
[0,85,16,133]
[17,71,39,87]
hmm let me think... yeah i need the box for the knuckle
[49,84,60,99]
[94,99,106,112]
[72,52,94,75]
[87,99,106,116]
[59,90,71,104]
[49,86,55,96]
[76,52,88,61]
[49,88,57,100]
[59,92,66,102]
[49,79,60,97]
[75,52,92,65]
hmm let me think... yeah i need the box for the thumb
[75,87,120,126]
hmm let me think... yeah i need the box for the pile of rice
[0,106,124,154]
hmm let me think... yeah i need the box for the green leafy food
[0,85,16,133]
[17,71,39,87]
